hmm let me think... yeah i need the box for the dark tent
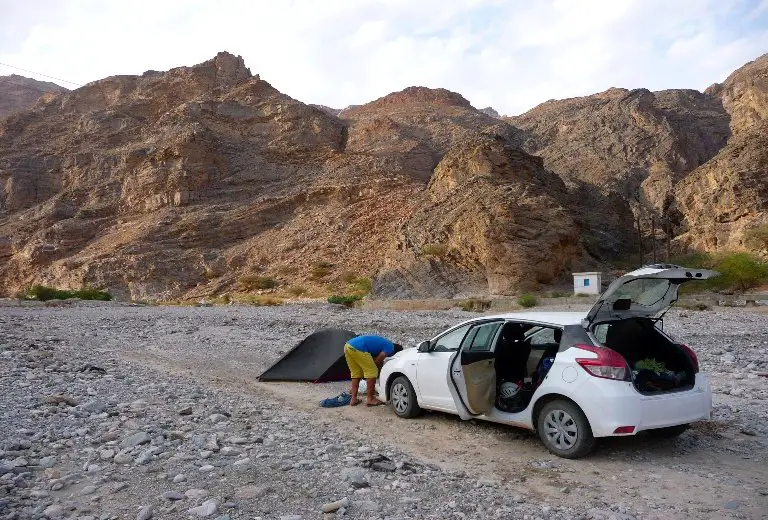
[259,328,357,382]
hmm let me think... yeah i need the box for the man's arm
[374,352,387,368]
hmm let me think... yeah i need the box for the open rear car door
[584,264,718,327]
[447,320,503,420]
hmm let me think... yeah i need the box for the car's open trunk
[598,318,695,395]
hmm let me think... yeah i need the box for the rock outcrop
[509,87,731,212]
[0,74,68,119]
[373,136,580,298]
[674,54,768,253]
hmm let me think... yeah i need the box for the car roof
[462,311,587,327]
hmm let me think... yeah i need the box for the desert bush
[309,261,335,280]
[339,270,357,283]
[287,286,307,297]
[517,294,538,308]
[353,277,372,294]
[421,243,448,257]
[25,285,112,302]
[459,298,491,312]
[328,294,362,307]
[709,252,768,292]
[236,294,283,306]
[674,251,768,293]
[238,275,278,290]
[548,290,567,298]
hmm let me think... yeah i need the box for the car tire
[389,376,421,419]
[536,399,595,459]
[647,424,689,438]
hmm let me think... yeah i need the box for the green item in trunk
[635,358,667,373]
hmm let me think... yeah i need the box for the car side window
[462,322,503,352]
[527,327,556,347]
[432,325,471,352]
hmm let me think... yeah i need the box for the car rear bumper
[584,374,712,437]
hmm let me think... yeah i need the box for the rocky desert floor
[1,301,767,520]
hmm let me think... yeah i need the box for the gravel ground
[0,301,767,520]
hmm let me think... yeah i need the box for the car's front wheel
[390,376,421,419]
[536,399,595,459]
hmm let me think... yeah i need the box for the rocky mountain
[0,74,68,119]
[0,52,582,300]
[674,54,768,252]
[1,52,765,301]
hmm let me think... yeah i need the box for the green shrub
[517,294,538,308]
[238,275,278,290]
[328,294,362,307]
[25,285,111,302]
[709,252,768,292]
[421,243,448,257]
[548,290,567,298]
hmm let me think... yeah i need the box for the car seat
[495,323,529,383]
[532,329,562,387]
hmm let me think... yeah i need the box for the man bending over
[344,335,403,406]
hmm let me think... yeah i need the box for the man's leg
[350,378,361,406]
[365,378,381,406]
[344,344,362,406]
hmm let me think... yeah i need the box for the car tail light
[679,343,699,373]
[575,344,630,381]
[613,426,635,434]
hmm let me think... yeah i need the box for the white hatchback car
[377,265,716,458]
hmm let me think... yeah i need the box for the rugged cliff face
[373,136,581,298]
[0,53,576,300]
[0,74,68,119]
[509,86,730,211]
[674,55,768,253]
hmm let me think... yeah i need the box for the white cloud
[0,0,765,115]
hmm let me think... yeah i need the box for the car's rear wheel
[390,376,421,418]
[647,424,689,438]
[537,399,595,459]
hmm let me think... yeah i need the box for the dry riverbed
[1,301,767,520]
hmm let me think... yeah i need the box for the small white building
[573,272,602,295]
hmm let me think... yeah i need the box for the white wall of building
[573,272,601,295]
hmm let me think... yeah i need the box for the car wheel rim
[391,382,409,414]
[544,409,578,450]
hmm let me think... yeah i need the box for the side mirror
[417,341,431,353]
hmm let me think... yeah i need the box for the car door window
[462,322,503,352]
[527,327,556,348]
[432,324,471,352]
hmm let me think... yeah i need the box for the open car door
[584,264,719,326]
[447,320,503,420]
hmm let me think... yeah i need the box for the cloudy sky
[0,0,766,115]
